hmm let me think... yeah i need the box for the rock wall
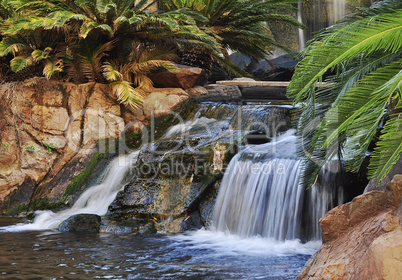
[297,175,402,280]
[0,78,126,211]
[0,76,240,213]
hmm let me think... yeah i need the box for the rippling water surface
[0,218,314,279]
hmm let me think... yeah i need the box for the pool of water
[0,218,315,280]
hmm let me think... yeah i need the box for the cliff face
[0,78,127,211]
[297,175,402,280]
[0,74,230,214]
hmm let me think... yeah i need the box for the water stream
[0,100,344,279]
[1,152,140,232]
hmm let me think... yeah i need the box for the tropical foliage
[0,0,304,107]
[0,0,218,107]
[287,0,402,187]
[158,0,305,75]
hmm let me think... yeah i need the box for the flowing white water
[298,0,348,47]
[1,107,223,233]
[171,228,321,257]
[1,152,139,232]
[298,2,306,51]
[329,0,346,25]
[213,130,343,241]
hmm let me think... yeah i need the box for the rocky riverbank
[297,175,402,280]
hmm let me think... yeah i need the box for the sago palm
[287,0,402,187]
[0,0,217,107]
[159,0,305,76]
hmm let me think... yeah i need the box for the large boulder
[108,139,236,232]
[297,175,402,280]
[58,214,101,233]
[150,64,207,89]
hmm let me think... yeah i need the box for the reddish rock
[150,64,206,89]
[320,203,350,243]
[297,175,402,280]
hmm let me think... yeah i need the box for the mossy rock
[1,198,67,217]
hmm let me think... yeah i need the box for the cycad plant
[0,0,218,107]
[287,0,402,187]
[159,0,305,75]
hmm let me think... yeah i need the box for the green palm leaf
[110,80,143,108]
[10,55,33,72]
[369,99,402,181]
[288,2,402,187]
[288,10,402,104]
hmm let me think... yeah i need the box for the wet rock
[107,140,234,230]
[138,222,157,234]
[150,64,207,89]
[204,84,242,98]
[0,176,36,211]
[199,181,220,227]
[58,214,101,233]
[297,175,402,280]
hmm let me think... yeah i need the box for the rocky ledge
[297,175,402,280]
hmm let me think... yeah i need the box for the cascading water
[0,105,225,232]
[297,2,306,51]
[0,152,139,232]
[213,130,344,241]
[0,101,351,279]
[297,0,376,47]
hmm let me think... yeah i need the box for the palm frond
[10,55,34,72]
[110,80,143,108]
[42,57,63,78]
[102,61,123,81]
[288,9,402,104]
[368,99,402,182]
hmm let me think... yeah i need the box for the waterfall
[297,2,306,51]
[329,0,346,25]
[1,152,139,232]
[0,107,222,232]
[298,0,349,48]
[213,130,344,241]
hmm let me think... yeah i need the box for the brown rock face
[0,79,126,210]
[0,78,197,211]
[297,175,402,280]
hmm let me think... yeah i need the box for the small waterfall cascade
[297,2,306,51]
[329,0,346,25]
[298,0,374,47]
[1,152,139,231]
[213,130,344,241]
